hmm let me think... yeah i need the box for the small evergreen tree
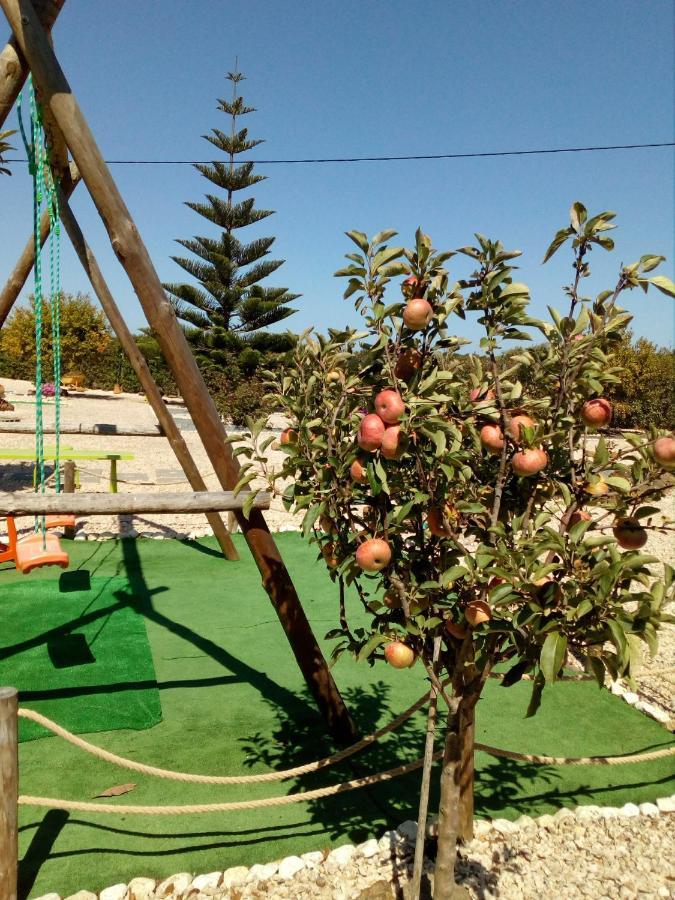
[164,70,299,367]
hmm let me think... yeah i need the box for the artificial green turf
[0,574,161,742]
[3,535,672,899]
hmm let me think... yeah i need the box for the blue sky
[1,0,673,347]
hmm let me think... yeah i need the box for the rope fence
[12,695,675,815]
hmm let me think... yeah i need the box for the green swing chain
[17,77,63,540]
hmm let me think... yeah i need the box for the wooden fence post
[62,459,75,539]
[0,686,18,900]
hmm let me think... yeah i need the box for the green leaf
[501,660,530,687]
[639,254,665,273]
[649,275,675,298]
[607,619,627,661]
[542,227,573,264]
[345,230,369,253]
[372,245,404,270]
[604,476,631,493]
[357,633,389,662]
[525,672,546,718]
[372,229,398,246]
[441,565,469,586]
[540,631,567,684]
[570,201,587,232]
[302,504,322,539]
[242,490,259,520]
[586,656,605,687]
[574,597,594,620]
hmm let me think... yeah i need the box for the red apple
[280,428,298,445]
[383,592,401,609]
[511,447,548,477]
[469,387,495,405]
[568,509,591,528]
[395,348,423,381]
[358,413,386,452]
[355,537,392,572]
[350,458,369,483]
[480,423,505,455]
[445,619,467,639]
[381,425,403,460]
[321,542,340,568]
[384,641,416,668]
[507,414,536,442]
[401,275,421,297]
[653,435,675,470]
[613,517,648,550]
[465,599,492,627]
[402,298,433,331]
[374,389,405,424]
[581,398,612,429]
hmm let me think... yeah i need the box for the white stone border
[34,794,675,899]
[608,678,671,725]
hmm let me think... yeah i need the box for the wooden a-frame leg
[2,0,355,740]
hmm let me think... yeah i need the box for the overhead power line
[5,141,674,167]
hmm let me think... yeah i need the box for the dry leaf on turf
[95,782,136,798]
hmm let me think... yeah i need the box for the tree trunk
[434,696,462,900]
[457,700,476,841]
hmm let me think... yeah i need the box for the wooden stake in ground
[1,0,355,742]
[410,635,442,900]
[0,686,18,900]
[62,458,75,538]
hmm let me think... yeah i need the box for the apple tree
[234,205,675,897]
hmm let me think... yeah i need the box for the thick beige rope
[18,752,443,814]
[475,743,675,766]
[18,689,434,784]
[17,741,675,816]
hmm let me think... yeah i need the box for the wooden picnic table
[0,448,134,492]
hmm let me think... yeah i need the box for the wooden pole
[62,457,74,538]
[55,175,238,559]
[0,686,18,900]
[0,489,271,517]
[0,422,168,436]
[0,0,64,127]
[410,636,442,900]
[0,164,79,328]
[1,0,355,742]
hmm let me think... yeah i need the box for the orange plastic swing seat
[45,514,77,530]
[14,531,70,575]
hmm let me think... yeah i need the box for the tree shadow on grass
[239,682,559,849]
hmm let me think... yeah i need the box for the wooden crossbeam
[0,423,165,436]
[0,490,270,517]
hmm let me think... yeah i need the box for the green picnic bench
[0,448,134,492]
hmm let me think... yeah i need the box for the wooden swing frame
[0,0,355,748]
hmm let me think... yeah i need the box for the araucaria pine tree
[164,70,299,369]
